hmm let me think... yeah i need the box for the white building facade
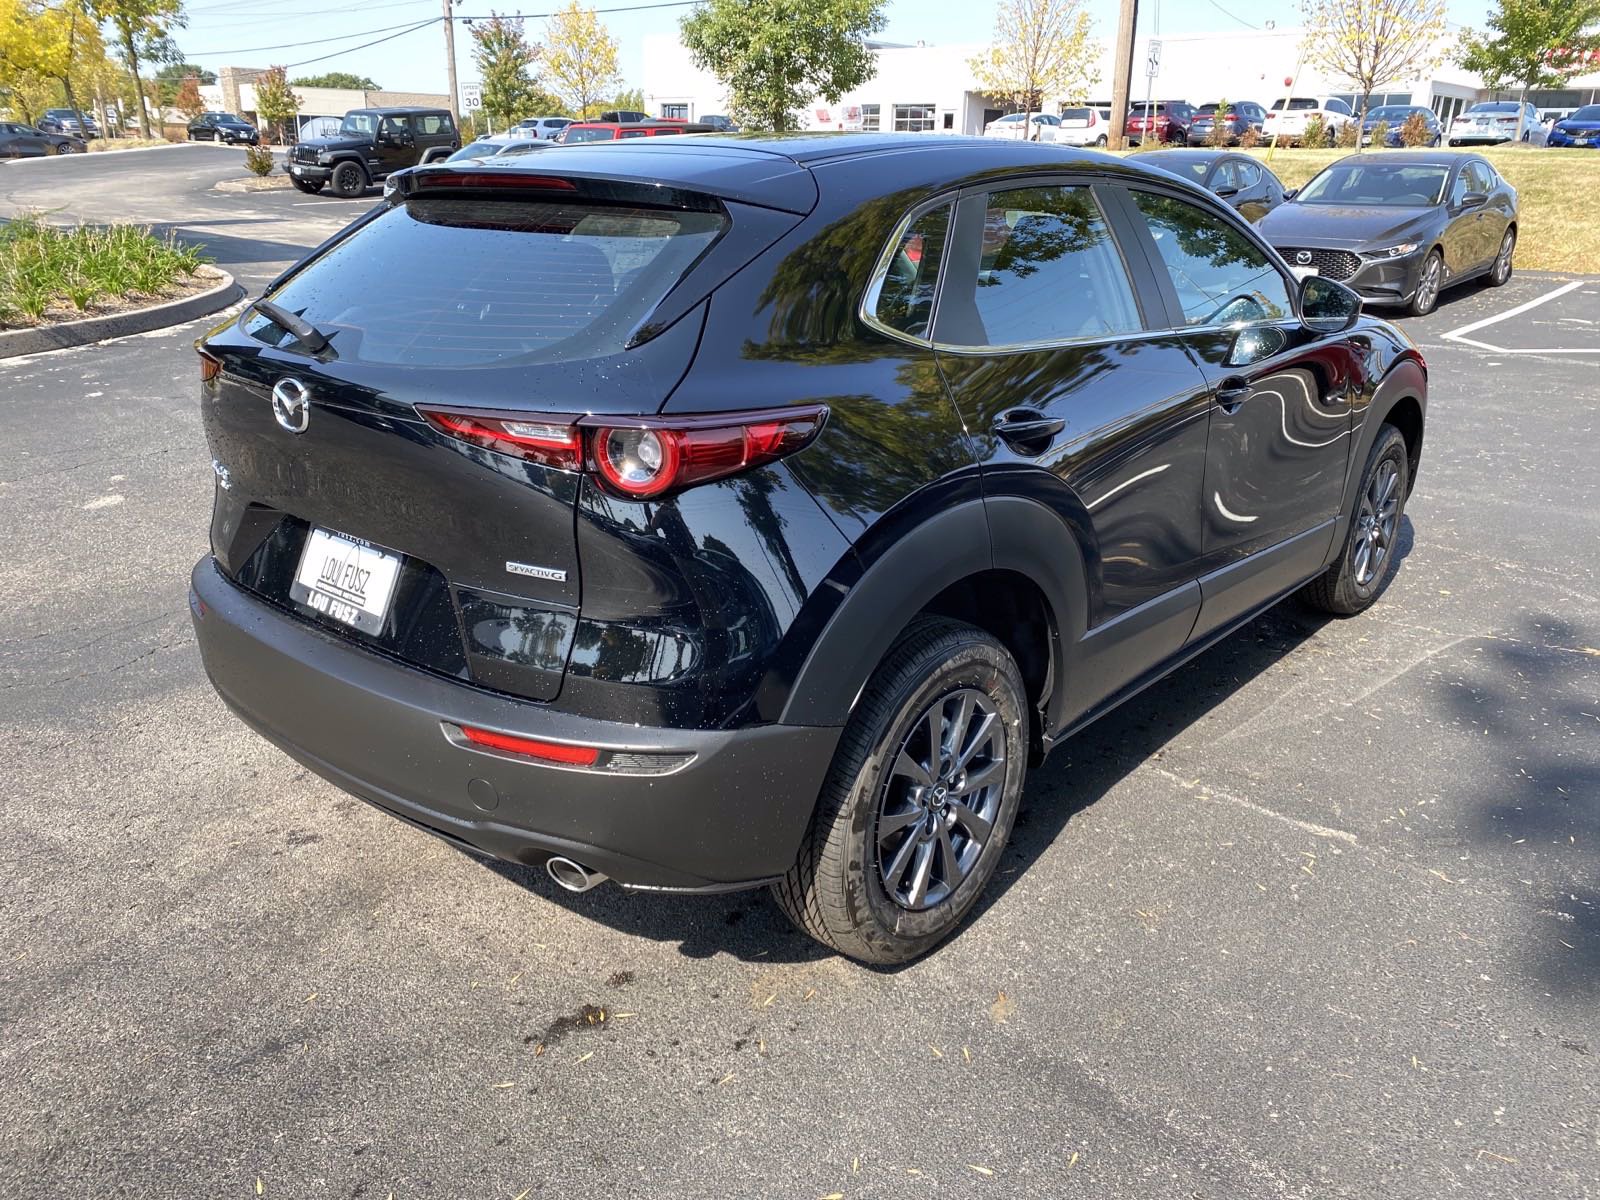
[642,28,1600,133]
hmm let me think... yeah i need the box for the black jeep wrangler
[287,107,460,197]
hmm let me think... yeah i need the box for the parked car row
[1138,147,1518,317]
[982,95,1582,149]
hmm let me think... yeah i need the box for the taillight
[416,408,582,471]
[417,404,828,499]
[198,348,221,383]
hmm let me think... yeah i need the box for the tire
[1407,249,1444,317]
[1095,134,1108,147]
[291,177,325,195]
[772,617,1029,964]
[55,141,77,154]
[330,160,367,198]
[1489,226,1515,286]
[1300,424,1409,616]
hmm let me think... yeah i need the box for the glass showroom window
[861,104,881,131]
[894,104,936,132]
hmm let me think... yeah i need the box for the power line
[282,19,445,70]
[185,17,438,57]
[1201,0,1258,30]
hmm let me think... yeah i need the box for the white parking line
[1442,280,1600,354]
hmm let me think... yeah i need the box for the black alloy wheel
[1301,425,1409,615]
[773,617,1028,964]
[330,160,366,198]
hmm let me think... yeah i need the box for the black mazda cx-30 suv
[192,135,1426,963]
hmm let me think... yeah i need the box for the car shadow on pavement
[1452,612,1600,999]
[473,523,1426,968]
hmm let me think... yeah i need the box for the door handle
[993,410,1065,450]
[1214,376,1251,413]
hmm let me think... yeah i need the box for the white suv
[1263,96,1356,145]
[1055,106,1112,147]
[510,116,573,140]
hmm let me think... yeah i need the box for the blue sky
[174,0,1490,99]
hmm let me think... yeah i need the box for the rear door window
[1127,190,1292,327]
[248,198,726,366]
[939,185,1142,347]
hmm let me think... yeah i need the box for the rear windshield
[247,198,725,367]
[1273,98,1320,111]
[1061,107,1093,120]
[1469,103,1519,113]
[1366,107,1418,120]
[1143,154,1209,182]
[449,140,503,160]
[563,127,616,142]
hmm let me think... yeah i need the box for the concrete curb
[0,269,242,360]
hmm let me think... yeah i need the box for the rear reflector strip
[459,725,599,765]
[444,723,696,776]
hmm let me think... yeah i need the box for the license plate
[1290,265,1320,280]
[291,165,303,174]
[290,527,403,634]
[1578,137,1592,145]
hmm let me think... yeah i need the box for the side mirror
[1300,274,1362,333]
[1226,323,1288,367]
[1461,191,1488,209]
[1283,187,1298,200]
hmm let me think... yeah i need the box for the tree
[251,64,298,143]
[291,71,380,90]
[173,71,201,121]
[469,12,540,125]
[153,59,211,103]
[969,0,1097,141]
[543,2,619,118]
[609,85,644,113]
[680,0,886,131]
[1,1,107,135]
[1457,0,1600,140]
[1300,0,1450,123]
[89,0,185,138]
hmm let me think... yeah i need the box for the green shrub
[0,213,212,328]
[1207,98,1230,147]
[243,145,275,176]
[1399,111,1433,146]
[1369,119,1389,148]
[1335,118,1360,148]
[1302,114,1327,146]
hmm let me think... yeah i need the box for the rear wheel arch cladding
[780,492,1090,738]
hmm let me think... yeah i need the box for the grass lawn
[1121,143,1598,274]
[0,214,211,329]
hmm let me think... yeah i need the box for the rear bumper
[190,557,840,892]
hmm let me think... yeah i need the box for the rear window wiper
[251,297,332,355]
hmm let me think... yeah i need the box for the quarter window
[871,205,951,339]
[942,185,1141,347]
[893,103,936,132]
[1129,191,1292,327]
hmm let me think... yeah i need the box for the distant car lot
[0,146,1596,1198]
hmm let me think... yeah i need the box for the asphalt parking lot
[2,147,1598,1199]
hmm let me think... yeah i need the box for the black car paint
[192,135,1426,891]
[1258,151,1517,307]
[1135,150,1287,221]
[188,112,260,144]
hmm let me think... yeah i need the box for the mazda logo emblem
[271,378,310,434]
[1295,250,1313,266]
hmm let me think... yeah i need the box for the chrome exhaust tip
[546,856,608,893]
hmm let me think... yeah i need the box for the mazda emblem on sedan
[191,134,1426,963]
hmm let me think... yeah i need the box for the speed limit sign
[461,83,483,110]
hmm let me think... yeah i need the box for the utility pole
[442,0,461,125]
[1108,0,1138,150]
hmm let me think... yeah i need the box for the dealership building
[642,28,1600,133]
